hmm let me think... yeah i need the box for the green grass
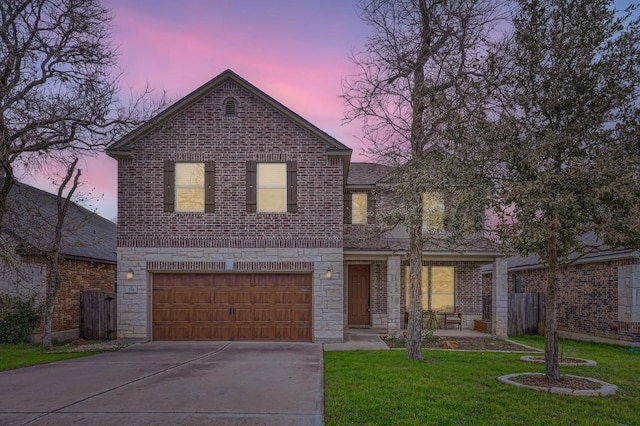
[0,343,101,371]
[324,336,640,425]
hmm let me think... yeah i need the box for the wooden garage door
[152,273,312,341]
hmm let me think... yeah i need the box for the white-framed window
[257,163,287,212]
[352,193,368,224]
[405,266,454,311]
[175,162,205,212]
[422,191,444,231]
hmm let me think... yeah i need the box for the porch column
[387,255,401,335]
[492,257,508,337]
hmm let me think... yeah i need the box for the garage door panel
[152,273,312,341]
[253,308,270,322]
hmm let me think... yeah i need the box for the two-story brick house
[107,70,508,343]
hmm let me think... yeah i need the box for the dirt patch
[382,336,536,352]
[51,339,128,353]
[512,374,601,390]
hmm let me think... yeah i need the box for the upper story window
[163,160,214,213]
[257,163,287,212]
[223,98,237,116]
[246,161,297,213]
[175,162,205,212]
[351,193,368,224]
[422,191,444,232]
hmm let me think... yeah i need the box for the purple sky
[22,0,637,221]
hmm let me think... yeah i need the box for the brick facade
[111,74,347,342]
[482,258,640,342]
[26,258,116,337]
[116,80,344,242]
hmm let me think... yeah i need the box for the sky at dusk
[21,0,638,221]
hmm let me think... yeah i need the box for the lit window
[352,193,367,224]
[257,163,287,212]
[405,266,454,311]
[422,191,444,231]
[175,162,204,212]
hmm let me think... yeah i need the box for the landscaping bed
[382,336,538,351]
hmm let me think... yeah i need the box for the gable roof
[106,69,352,158]
[3,183,116,263]
[347,163,393,186]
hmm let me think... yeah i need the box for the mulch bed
[512,374,602,391]
[382,336,535,352]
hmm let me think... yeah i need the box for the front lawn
[324,336,640,425]
[0,343,103,371]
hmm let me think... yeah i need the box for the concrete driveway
[0,341,324,426]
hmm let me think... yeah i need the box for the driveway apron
[0,341,324,425]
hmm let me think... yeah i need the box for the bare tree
[41,158,81,350]
[480,0,640,380]
[0,0,163,233]
[343,0,503,360]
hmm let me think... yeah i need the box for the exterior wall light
[126,268,134,280]
[325,268,333,279]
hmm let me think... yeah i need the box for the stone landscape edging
[520,355,597,366]
[498,373,617,396]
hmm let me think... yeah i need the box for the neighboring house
[482,233,640,344]
[106,69,508,343]
[0,182,117,341]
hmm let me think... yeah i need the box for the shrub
[0,294,42,343]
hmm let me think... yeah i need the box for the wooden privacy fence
[508,292,544,335]
[81,291,117,340]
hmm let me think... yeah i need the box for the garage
[151,273,312,341]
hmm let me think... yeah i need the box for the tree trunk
[42,255,60,351]
[406,191,424,360]
[545,230,560,380]
[41,160,81,351]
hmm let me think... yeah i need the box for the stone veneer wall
[118,246,343,343]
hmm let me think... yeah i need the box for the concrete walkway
[0,342,324,426]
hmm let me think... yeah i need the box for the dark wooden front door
[152,273,312,341]
[348,265,370,326]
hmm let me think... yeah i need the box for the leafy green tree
[483,0,640,380]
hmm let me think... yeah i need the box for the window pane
[432,294,454,312]
[258,188,286,212]
[431,267,454,311]
[176,188,204,212]
[258,163,286,186]
[176,163,204,186]
[422,192,444,231]
[352,193,367,224]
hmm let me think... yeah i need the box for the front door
[348,264,371,326]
